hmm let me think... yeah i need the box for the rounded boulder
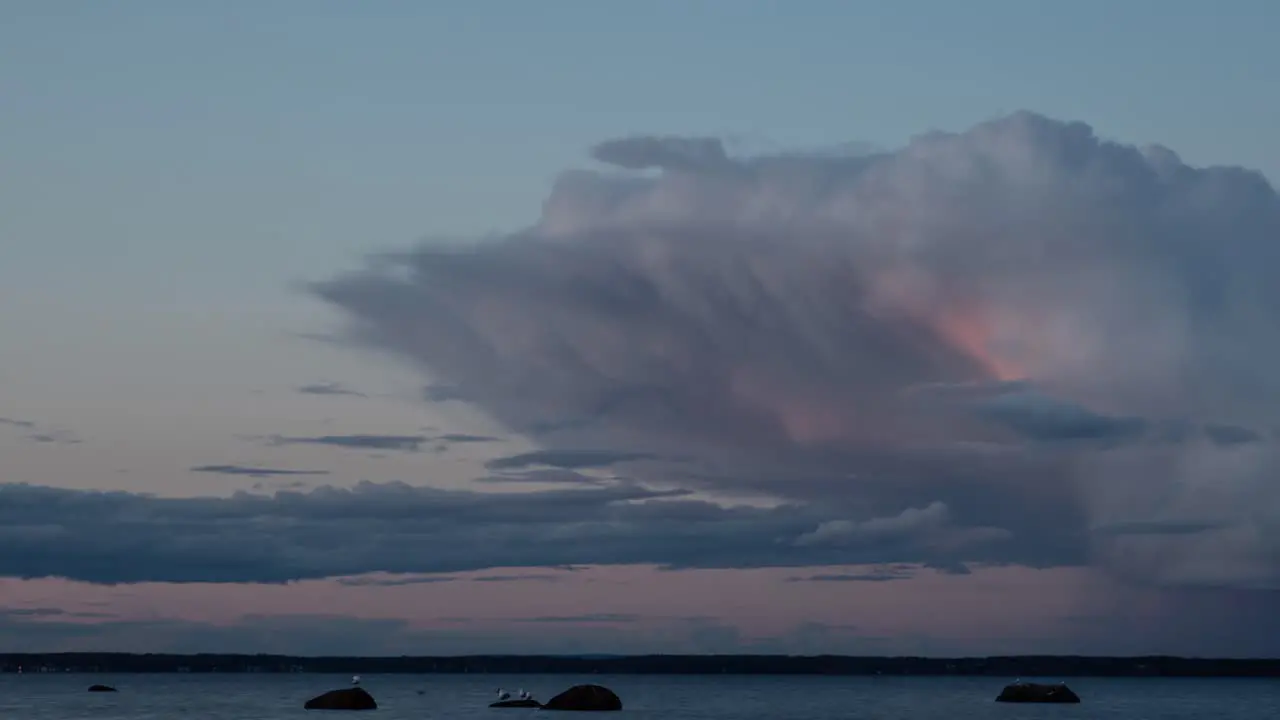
[541,684,622,712]
[995,682,1081,703]
[304,687,378,711]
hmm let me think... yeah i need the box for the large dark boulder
[490,698,543,708]
[304,687,378,710]
[541,685,622,712]
[996,682,1081,703]
[87,684,118,692]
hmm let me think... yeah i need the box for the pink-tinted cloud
[313,111,1280,596]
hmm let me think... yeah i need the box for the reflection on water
[0,673,1276,720]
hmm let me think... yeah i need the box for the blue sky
[6,1,1277,295]
[3,1,1280,655]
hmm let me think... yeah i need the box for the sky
[3,0,1280,656]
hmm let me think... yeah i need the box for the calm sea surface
[0,673,1275,720]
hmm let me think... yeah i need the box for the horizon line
[3,653,1277,661]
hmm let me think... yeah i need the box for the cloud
[296,382,366,397]
[970,388,1148,443]
[310,111,1280,591]
[335,574,458,587]
[268,434,427,452]
[792,503,1011,560]
[794,503,950,547]
[0,607,66,617]
[0,606,113,619]
[473,469,613,486]
[787,564,917,582]
[424,433,502,454]
[513,613,639,623]
[0,481,1010,584]
[590,136,732,172]
[484,450,661,471]
[258,432,497,457]
[423,384,471,402]
[436,433,501,443]
[790,573,905,582]
[1203,423,1262,446]
[26,431,82,445]
[1,418,81,445]
[1091,520,1224,537]
[926,560,974,575]
[191,465,331,478]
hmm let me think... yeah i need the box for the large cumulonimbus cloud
[313,111,1280,590]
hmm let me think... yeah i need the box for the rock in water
[541,684,622,712]
[995,682,1081,703]
[304,687,378,710]
[490,698,543,708]
[87,684,118,692]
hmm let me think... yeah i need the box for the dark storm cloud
[310,111,1280,591]
[1091,520,1224,537]
[0,417,36,429]
[1203,423,1262,446]
[0,481,1013,584]
[191,465,331,478]
[972,388,1148,443]
[268,434,428,452]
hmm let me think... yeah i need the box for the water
[0,673,1276,720]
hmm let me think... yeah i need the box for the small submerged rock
[304,687,378,711]
[995,682,1081,703]
[541,684,622,712]
[87,684,118,693]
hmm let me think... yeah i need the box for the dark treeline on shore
[2,654,1279,677]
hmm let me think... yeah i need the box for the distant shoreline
[2,654,1278,677]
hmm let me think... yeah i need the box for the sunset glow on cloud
[312,111,1280,599]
